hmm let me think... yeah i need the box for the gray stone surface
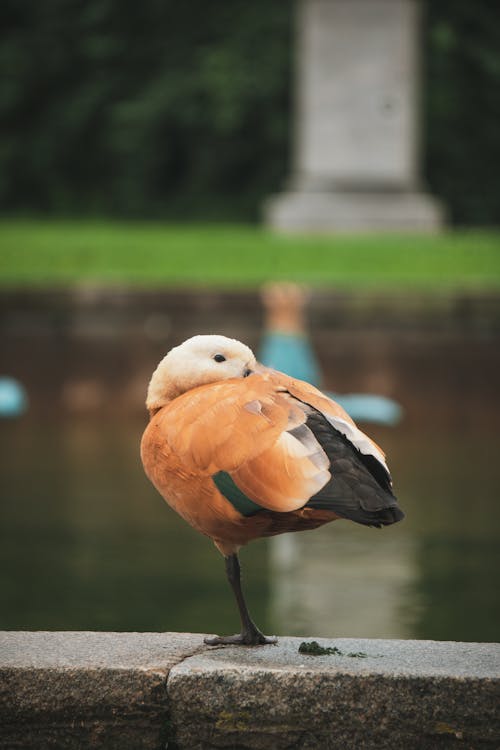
[296,0,419,187]
[265,0,444,231]
[1,632,499,749]
[0,631,206,750]
[265,190,444,232]
[169,637,500,749]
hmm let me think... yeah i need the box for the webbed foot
[204,630,277,646]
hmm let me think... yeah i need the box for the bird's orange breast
[141,371,388,552]
[141,414,244,542]
[141,398,339,553]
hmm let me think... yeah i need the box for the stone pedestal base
[264,190,445,232]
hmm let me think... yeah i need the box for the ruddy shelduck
[141,334,404,645]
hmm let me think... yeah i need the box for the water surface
[1,415,498,641]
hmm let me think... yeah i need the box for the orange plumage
[141,334,404,645]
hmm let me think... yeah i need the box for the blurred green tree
[424,0,500,224]
[0,0,498,223]
[0,0,291,219]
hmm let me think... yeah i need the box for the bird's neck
[146,366,182,416]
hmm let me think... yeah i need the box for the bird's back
[141,371,404,553]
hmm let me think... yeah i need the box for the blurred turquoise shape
[259,332,321,388]
[259,332,402,426]
[324,392,402,426]
[0,377,28,418]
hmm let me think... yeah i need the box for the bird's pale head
[146,334,257,413]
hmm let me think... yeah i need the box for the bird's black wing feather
[303,410,404,528]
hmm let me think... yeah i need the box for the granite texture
[168,637,500,750]
[0,631,206,749]
[1,632,499,750]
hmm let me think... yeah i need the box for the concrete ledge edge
[1,632,499,749]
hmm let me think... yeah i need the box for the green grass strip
[1,219,499,289]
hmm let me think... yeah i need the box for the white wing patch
[324,414,389,474]
[276,422,331,494]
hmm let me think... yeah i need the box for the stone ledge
[264,190,445,233]
[0,631,205,750]
[1,632,499,749]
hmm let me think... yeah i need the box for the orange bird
[141,335,404,645]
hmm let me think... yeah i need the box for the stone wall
[1,632,499,749]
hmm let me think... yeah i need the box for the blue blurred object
[259,332,321,387]
[325,392,402,426]
[259,332,402,426]
[0,377,28,418]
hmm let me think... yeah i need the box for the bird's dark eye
[213,353,226,363]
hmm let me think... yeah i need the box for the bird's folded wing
[156,376,331,512]
[263,369,389,474]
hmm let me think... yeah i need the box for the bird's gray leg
[204,554,277,646]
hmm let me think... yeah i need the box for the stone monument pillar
[265,0,444,231]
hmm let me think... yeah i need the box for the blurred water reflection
[0,416,498,641]
[270,528,418,639]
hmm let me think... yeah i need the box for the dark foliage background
[424,0,500,224]
[1,0,499,223]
